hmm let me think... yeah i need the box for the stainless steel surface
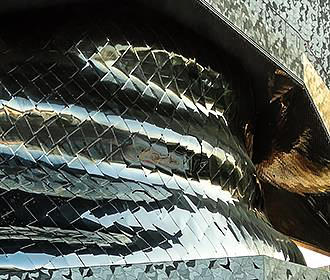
[203,0,330,89]
[0,3,305,270]
[2,256,330,280]
[137,0,330,254]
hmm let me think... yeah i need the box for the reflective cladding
[0,2,305,271]
[2,256,330,280]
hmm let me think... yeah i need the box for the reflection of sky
[299,246,330,268]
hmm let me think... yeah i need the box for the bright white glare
[299,246,330,268]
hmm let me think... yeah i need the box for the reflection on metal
[1,256,330,280]
[0,3,307,271]
[303,54,330,136]
[254,65,330,253]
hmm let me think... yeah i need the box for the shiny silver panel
[0,3,305,271]
[1,256,329,280]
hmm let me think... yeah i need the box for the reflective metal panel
[2,256,330,280]
[0,1,305,271]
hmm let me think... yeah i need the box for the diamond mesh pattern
[0,2,305,270]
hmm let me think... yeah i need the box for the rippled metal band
[0,4,305,271]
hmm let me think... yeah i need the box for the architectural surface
[0,0,329,276]
[0,256,329,280]
[0,2,306,270]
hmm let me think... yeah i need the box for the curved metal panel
[0,2,305,270]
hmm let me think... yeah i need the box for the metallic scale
[0,0,329,272]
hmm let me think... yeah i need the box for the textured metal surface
[202,0,330,89]
[0,3,305,271]
[1,0,329,87]
[187,0,330,254]
[0,256,329,280]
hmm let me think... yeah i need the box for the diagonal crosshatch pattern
[0,4,305,271]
